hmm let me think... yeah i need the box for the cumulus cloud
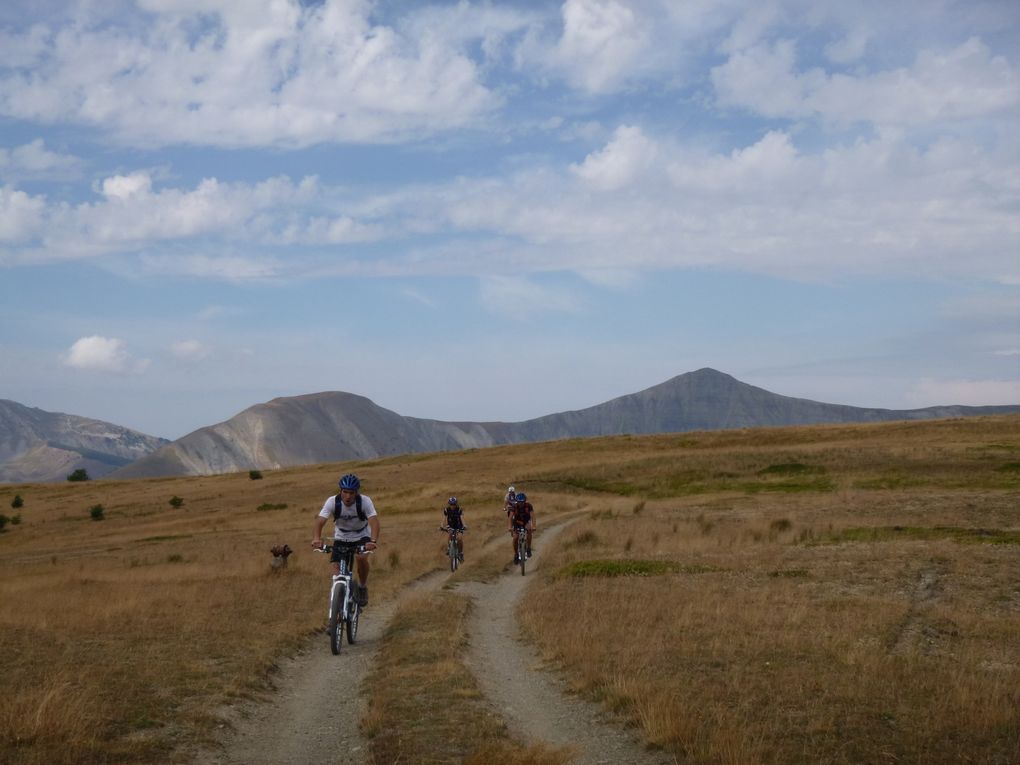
[712,37,1019,126]
[0,139,81,180]
[0,0,499,147]
[571,125,659,190]
[63,336,149,374]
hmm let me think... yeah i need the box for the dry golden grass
[0,414,1017,764]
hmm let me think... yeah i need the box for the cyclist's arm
[366,515,380,549]
[312,513,328,547]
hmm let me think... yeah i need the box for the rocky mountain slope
[111,368,1020,479]
[0,400,169,483]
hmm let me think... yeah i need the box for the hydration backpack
[334,492,367,522]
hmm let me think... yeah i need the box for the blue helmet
[515,492,526,502]
[338,473,361,491]
[448,496,458,506]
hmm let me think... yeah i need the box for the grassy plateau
[0,414,1018,764]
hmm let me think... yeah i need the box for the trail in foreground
[456,522,671,765]
[192,572,444,765]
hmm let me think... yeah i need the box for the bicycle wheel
[449,538,458,571]
[518,533,527,576]
[346,600,359,644]
[329,584,345,655]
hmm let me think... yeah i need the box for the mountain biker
[443,496,466,560]
[312,473,379,606]
[503,485,516,516]
[507,491,534,564]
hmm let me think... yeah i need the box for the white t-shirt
[319,493,377,542]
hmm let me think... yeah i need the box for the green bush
[67,468,90,482]
[249,469,263,480]
[11,494,24,509]
[169,496,184,508]
[90,504,105,521]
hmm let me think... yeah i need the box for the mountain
[0,400,169,483]
[111,369,1020,479]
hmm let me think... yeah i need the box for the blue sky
[1,0,1018,440]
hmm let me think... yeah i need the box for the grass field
[1,414,1018,764]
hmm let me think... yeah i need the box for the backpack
[334,492,367,522]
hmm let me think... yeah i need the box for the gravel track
[456,522,671,765]
[192,519,670,765]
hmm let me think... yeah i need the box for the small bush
[90,504,105,521]
[166,554,184,564]
[256,502,288,511]
[67,468,90,482]
[0,514,8,531]
[249,470,263,480]
[11,494,24,509]
[770,518,793,533]
[169,496,184,508]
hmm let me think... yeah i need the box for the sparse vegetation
[256,502,288,511]
[0,414,1016,765]
[89,504,104,521]
[168,495,184,508]
[66,468,89,482]
[249,469,263,480]
[11,494,24,509]
[0,514,8,531]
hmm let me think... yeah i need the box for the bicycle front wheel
[518,534,527,576]
[449,538,458,571]
[329,584,345,655]
[346,601,360,644]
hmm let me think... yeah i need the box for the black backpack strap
[334,493,368,522]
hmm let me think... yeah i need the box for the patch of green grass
[769,569,811,578]
[995,462,1020,473]
[558,559,722,578]
[256,502,288,511]
[757,463,825,476]
[139,534,194,543]
[822,526,1020,545]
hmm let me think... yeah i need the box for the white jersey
[318,493,377,542]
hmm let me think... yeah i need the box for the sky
[0,0,1018,441]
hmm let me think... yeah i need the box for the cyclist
[312,473,379,607]
[503,485,516,516]
[507,491,534,564]
[443,496,466,560]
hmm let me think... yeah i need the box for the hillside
[0,400,169,483]
[111,368,1020,478]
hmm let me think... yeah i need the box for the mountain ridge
[109,368,1020,480]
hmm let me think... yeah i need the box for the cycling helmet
[338,473,361,491]
[507,485,515,494]
[515,492,526,502]
[448,496,458,506]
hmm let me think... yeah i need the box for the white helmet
[507,485,515,494]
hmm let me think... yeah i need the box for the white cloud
[0,0,499,147]
[908,378,1020,407]
[712,37,1019,127]
[170,339,212,362]
[479,275,582,319]
[0,139,81,180]
[571,124,659,190]
[63,336,149,374]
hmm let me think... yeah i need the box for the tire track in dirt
[456,521,671,765]
[192,571,444,765]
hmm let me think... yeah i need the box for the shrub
[169,495,184,508]
[11,494,24,509]
[256,503,288,511]
[0,514,8,531]
[90,504,105,521]
[67,468,90,482]
[249,469,263,480]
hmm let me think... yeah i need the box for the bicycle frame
[318,540,364,655]
[439,525,465,571]
[515,525,528,576]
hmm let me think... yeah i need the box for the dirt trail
[193,519,669,765]
[192,572,443,765]
[456,522,671,765]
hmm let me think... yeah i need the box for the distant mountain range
[111,368,1019,480]
[2,369,1016,484]
[0,399,169,483]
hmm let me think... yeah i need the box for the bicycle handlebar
[314,542,374,554]
[438,525,467,532]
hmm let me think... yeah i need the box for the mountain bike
[439,525,466,571]
[315,540,369,655]
[512,525,528,576]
